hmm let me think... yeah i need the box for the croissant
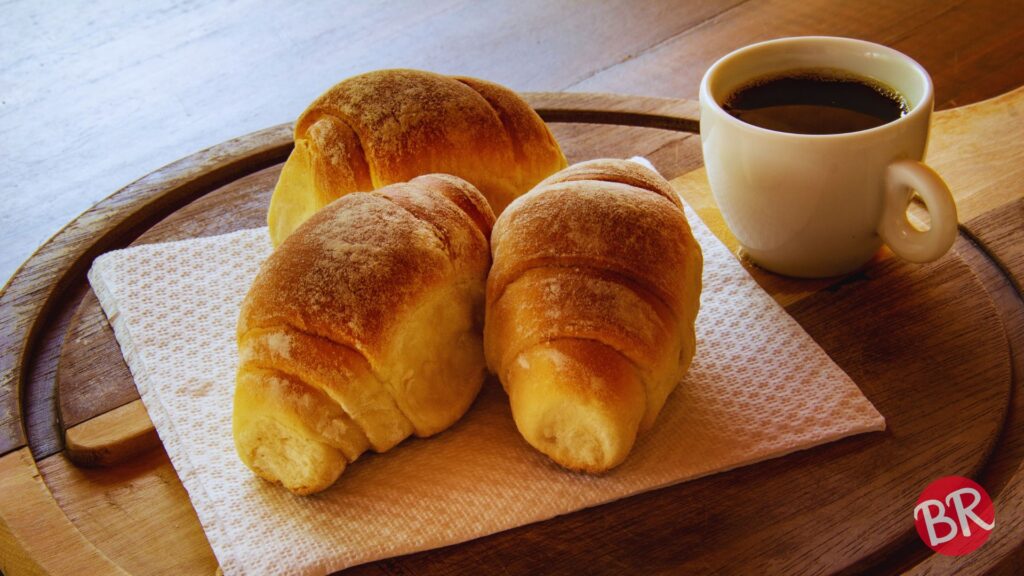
[234,174,495,494]
[484,159,703,472]
[267,68,567,246]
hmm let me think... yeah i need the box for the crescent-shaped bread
[267,69,567,245]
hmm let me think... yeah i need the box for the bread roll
[235,174,495,494]
[267,69,567,246]
[484,159,703,473]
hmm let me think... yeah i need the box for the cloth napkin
[88,182,885,575]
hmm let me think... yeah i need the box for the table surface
[3,0,1024,288]
[3,2,1024,574]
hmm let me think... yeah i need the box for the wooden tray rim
[0,90,1019,575]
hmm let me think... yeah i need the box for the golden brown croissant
[267,69,567,246]
[235,174,495,494]
[484,159,703,473]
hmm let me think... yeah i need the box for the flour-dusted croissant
[267,69,567,246]
[485,159,703,472]
[235,174,495,495]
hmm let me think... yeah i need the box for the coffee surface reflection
[723,69,909,135]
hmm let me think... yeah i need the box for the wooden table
[4,0,1023,290]
[3,2,1024,574]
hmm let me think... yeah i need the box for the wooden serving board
[1,89,1023,575]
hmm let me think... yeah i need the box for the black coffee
[722,69,909,135]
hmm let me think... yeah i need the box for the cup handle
[877,159,958,263]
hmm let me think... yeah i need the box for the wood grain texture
[0,88,1011,569]
[527,93,700,132]
[0,0,744,288]
[54,163,286,436]
[51,94,706,465]
[38,225,1018,576]
[64,400,159,468]
[0,448,127,576]
[569,0,1024,111]
[903,201,1024,575]
[338,236,1011,576]
[56,84,1024,460]
[5,0,1021,458]
[6,100,709,575]
[927,89,1024,225]
[56,290,137,430]
[671,85,1024,309]
[0,124,292,461]
[5,0,1024,290]
[0,0,1021,571]
[6,94,1006,574]
[964,200,1024,293]
[34,447,218,576]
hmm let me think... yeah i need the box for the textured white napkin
[88,191,884,575]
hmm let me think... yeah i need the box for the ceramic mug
[699,36,957,278]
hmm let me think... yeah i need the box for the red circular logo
[914,476,995,556]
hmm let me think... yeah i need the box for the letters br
[914,476,995,556]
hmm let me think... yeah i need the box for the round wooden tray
[1,91,1022,575]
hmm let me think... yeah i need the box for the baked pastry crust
[485,159,703,472]
[267,69,566,246]
[235,174,495,494]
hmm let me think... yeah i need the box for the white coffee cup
[699,36,957,278]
